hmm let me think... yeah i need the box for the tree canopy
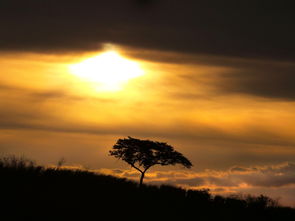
[109,136,192,186]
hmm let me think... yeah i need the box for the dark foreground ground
[1,157,295,221]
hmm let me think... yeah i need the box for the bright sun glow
[69,51,144,91]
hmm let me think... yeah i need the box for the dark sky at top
[1,0,294,61]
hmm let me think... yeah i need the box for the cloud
[0,83,121,135]
[99,162,295,206]
[0,0,294,61]
[230,166,258,173]
[132,48,295,101]
[1,82,295,155]
[99,162,295,188]
[233,163,295,187]
[0,83,74,100]
[214,62,295,100]
[155,53,295,101]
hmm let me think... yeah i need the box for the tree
[109,136,193,187]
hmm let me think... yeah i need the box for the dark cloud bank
[0,0,294,60]
[211,61,295,100]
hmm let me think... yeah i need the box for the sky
[1,0,295,206]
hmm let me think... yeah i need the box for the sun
[69,51,144,91]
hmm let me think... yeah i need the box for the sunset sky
[1,0,295,206]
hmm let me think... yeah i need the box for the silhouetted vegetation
[110,136,192,187]
[1,156,294,221]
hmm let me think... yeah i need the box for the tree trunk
[139,172,145,188]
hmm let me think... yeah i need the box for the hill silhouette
[1,156,294,221]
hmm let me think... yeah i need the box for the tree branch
[130,163,143,173]
[143,165,152,173]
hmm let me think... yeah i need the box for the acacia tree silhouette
[109,136,193,187]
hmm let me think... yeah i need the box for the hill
[1,156,294,221]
